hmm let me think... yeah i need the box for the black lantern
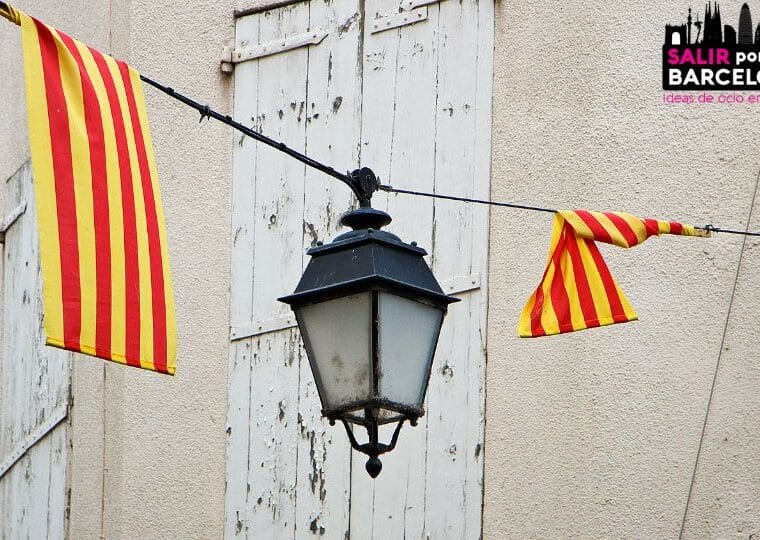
[279,169,458,477]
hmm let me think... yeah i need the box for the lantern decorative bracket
[339,414,407,478]
[345,167,380,208]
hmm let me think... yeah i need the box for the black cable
[378,185,557,214]
[380,186,760,237]
[140,76,760,238]
[139,74,356,192]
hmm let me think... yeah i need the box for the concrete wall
[486,0,760,538]
[1,1,234,537]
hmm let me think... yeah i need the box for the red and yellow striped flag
[519,210,711,338]
[3,5,176,373]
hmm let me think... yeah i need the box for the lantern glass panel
[297,292,373,411]
[377,292,444,407]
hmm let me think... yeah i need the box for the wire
[380,185,760,237]
[678,165,760,538]
[138,75,355,191]
[139,75,760,238]
[378,185,557,214]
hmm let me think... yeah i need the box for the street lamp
[279,168,458,477]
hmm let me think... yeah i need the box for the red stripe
[564,227,599,327]
[575,210,614,245]
[529,282,547,337]
[603,212,640,248]
[643,219,661,237]
[117,61,168,373]
[35,20,82,350]
[548,229,573,332]
[58,32,112,358]
[669,221,683,235]
[586,241,629,323]
[88,47,141,367]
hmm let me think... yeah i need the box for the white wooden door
[226,1,493,538]
[0,163,70,539]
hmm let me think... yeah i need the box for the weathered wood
[0,163,71,540]
[226,2,492,538]
[350,0,440,536]
[229,275,480,341]
[0,404,67,478]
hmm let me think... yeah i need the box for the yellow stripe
[75,41,128,365]
[50,27,97,351]
[131,69,176,374]
[559,235,586,331]
[618,212,648,244]
[517,293,537,337]
[536,218,564,335]
[559,211,595,240]
[657,220,671,234]
[105,56,154,371]
[612,278,638,321]
[538,260,559,335]
[593,212,630,248]
[576,238,614,323]
[21,14,65,343]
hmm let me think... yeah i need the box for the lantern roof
[278,207,459,307]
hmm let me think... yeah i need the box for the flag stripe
[21,15,65,344]
[53,27,98,353]
[105,55,154,371]
[58,31,113,358]
[565,229,599,326]
[549,232,572,333]
[88,46,142,367]
[118,61,168,373]
[35,20,82,349]
[585,241,629,323]
[575,210,613,244]
[131,71,176,374]
[75,40,128,365]
[603,211,639,248]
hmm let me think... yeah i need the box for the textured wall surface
[0,1,234,537]
[486,1,760,538]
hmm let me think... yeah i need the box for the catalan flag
[2,4,176,373]
[519,210,711,338]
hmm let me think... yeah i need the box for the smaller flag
[519,210,711,338]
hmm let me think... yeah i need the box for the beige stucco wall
[1,1,234,537]
[486,1,760,538]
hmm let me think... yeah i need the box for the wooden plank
[0,404,67,478]
[226,9,261,538]
[352,1,442,538]
[0,163,70,539]
[425,1,483,537]
[348,1,402,533]
[243,4,309,538]
[464,2,493,536]
[295,1,361,537]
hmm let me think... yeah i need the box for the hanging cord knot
[0,2,21,26]
[199,104,212,123]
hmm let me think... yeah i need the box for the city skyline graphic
[665,2,760,46]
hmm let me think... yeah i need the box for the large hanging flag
[519,210,711,338]
[1,4,176,374]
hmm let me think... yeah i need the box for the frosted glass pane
[297,293,372,410]
[377,292,444,406]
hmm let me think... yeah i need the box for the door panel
[227,1,492,537]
